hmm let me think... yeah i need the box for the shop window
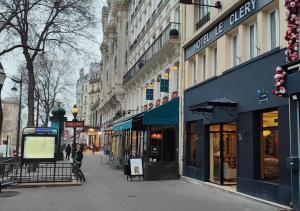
[268,10,279,50]
[187,122,199,166]
[259,110,279,182]
[249,23,257,59]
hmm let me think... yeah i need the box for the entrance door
[209,123,237,186]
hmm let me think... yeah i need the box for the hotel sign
[185,0,273,60]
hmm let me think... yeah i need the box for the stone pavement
[0,154,282,211]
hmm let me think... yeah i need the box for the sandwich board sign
[130,158,143,176]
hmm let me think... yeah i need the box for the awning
[189,98,238,112]
[143,97,179,126]
[112,119,132,131]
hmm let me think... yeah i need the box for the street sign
[65,121,84,128]
[23,127,58,135]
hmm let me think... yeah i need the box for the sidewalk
[0,155,284,211]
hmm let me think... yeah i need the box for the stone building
[1,97,18,147]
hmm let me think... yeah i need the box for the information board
[23,136,55,159]
[130,158,143,176]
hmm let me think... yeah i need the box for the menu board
[23,136,55,159]
[130,158,143,176]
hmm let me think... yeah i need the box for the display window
[259,110,279,182]
[187,122,198,167]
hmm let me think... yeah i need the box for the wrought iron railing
[124,22,180,85]
[0,161,84,184]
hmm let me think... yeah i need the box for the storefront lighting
[151,133,163,140]
[163,73,169,79]
[263,130,271,137]
[173,62,179,71]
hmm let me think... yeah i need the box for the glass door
[209,123,237,186]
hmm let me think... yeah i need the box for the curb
[181,176,292,211]
[11,182,81,188]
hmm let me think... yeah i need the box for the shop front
[184,49,292,205]
[143,97,179,181]
[112,97,180,181]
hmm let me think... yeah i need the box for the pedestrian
[65,144,71,160]
[76,147,84,168]
[92,143,96,154]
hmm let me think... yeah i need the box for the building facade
[1,97,18,147]
[108,0,182,180]
[181,0,290,206]
[97,0,129,154]
[75,63,101,145]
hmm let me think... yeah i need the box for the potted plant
[155,99,161,107]
[171,90,179,99]
[162,96,169,104]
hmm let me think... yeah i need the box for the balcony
[89,78,101,84]
[196,12,210,30]
[124,22,180,85]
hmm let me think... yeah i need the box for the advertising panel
[23,136,55,159]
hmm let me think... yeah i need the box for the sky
[0,0,106,120]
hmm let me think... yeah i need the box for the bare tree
[34,54,72,126]
[0,0,95,126]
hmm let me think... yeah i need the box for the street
[0,154,280,211]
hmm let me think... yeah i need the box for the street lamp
[0,63,6,144]
[10,75,22,162]
[71,105,79,160]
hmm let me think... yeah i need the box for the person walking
[92,143,96,155]
[76,147,84,168]
[65,144,71,160]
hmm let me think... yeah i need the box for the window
[232,35,238,66]
[202,55,206,81]
[269,10,279,50]
[198,0,210,20]
[213,48,217,76]
[191,59,196,86]
[187,122,198,166]
[259,110,279,182]
[249,23,257,59]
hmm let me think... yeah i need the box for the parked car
[0,145,14,158]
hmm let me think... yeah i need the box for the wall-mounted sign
[146,89,154,100]
[160,79,169,93]
[185,0,273,60]
[151,146,159,155]
[257,89,268,104]
[65,121,84,128]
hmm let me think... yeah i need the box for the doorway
[209,123,237,186]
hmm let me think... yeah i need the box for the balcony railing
[196,12,210,30]
[124,22,180,85]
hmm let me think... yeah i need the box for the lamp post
[71,105,79,160]
[10,75,22,161]
[0,63,6,143]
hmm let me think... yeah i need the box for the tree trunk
[27,62,35,127]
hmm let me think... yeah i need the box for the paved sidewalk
[0,155,282,211]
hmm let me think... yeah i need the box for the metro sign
[65,121,84,128]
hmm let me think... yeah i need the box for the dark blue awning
[143,97,179,126]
